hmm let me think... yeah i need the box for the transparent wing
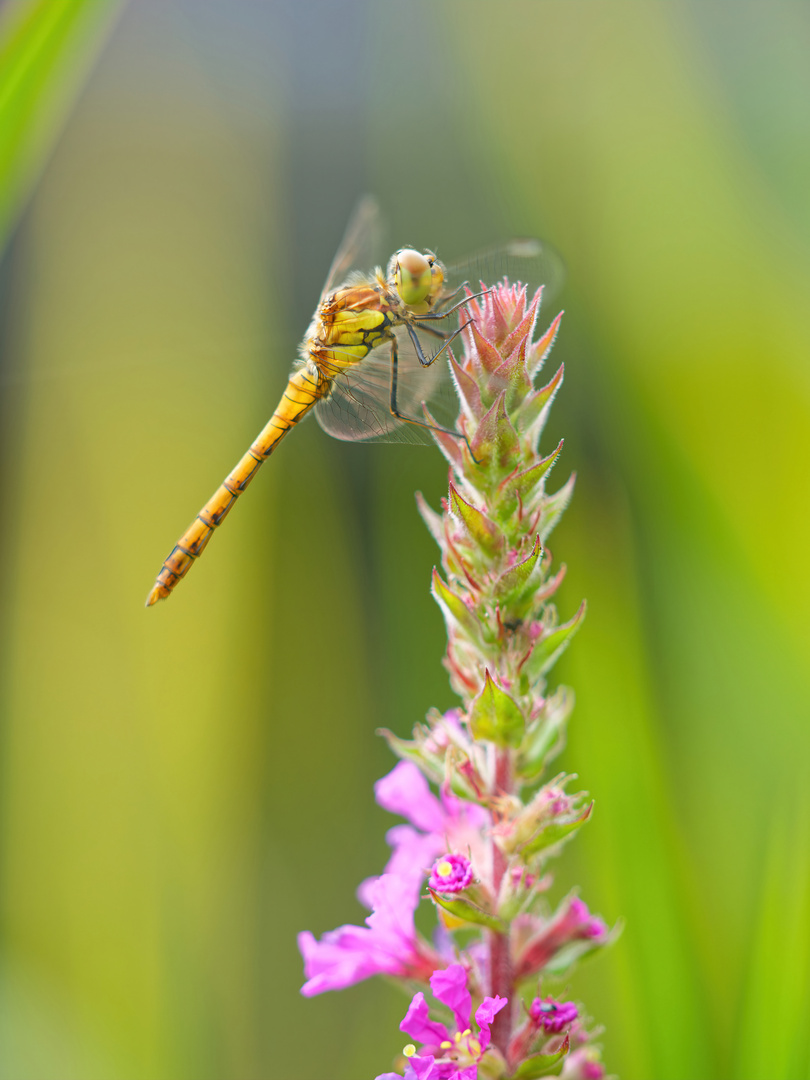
[314,324,460,446]
[441,237,566,309]
[320,196,383,298]
[313,226,565,446]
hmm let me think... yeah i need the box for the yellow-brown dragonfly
[146,200,561,606]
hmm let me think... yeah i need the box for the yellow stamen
[440,1041,452,1050]
[403,1044,416,1058]
[437,859,454,878]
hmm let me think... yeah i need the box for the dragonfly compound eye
[395,248,432,305]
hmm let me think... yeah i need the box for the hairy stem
[489,747,514,1056]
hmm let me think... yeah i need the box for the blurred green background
[1,1,809,1077]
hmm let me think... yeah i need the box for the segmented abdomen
[145,365,327,606]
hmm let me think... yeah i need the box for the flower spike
[301,279,612,1079]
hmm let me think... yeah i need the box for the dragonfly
[145,199,562,606]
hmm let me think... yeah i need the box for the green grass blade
[0,0,125,253]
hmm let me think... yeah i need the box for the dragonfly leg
[433,280,470,311]
[388,338,478,462]
[406,320,471,368]
[414,322,451,342]
[414,288,490,321]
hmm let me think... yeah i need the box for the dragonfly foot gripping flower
[299,270,616,1078]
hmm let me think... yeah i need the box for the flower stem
[489,747,514,1055]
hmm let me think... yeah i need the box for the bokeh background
[1,2,809,1078]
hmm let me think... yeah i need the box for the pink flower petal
[474,995,508,1051]
[385,826,444,878]
[299,874,420,996]
[439,783,489,830]
[408,1058,441,1080]
[430,964,471,1034]
[365,875,419,945]
[375,762,446,833]
[399,991,451,1045]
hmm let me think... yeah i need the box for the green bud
[510,1039,570,1079]
[428,888,505,932]
[469,670,525,747]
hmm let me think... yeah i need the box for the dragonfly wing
[320,196,383,298]
[442,237,566,310]
[314,325,458,446]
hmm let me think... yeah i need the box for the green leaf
[470,391,520,469]
[541,933,614,977]
[0,0,126,255]
[469,318,504,377]
[517,687,573,780]
[517,362,564,436]
[449,483,502,553]
[469,670,525,747]
[415,491,444,547]
[487,334,533,413]
[523,602,586,682]
[431,569,482,642]
[521,801,593,856]
[526,311,563,378]
[499,440,564,504]
[510,1036,569,1078]
[428,888,505,932]
[448,352,482,420]
[535,473,576,541]
[494,535,543,608]
[377,728,445,786]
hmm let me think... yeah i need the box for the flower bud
[515,896,609,979]
[529,997,579,1034]
[429,853,474,894]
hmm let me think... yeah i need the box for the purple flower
[375,963,507,1080]
[298,874,437,996]
[529,997,579,1034]
[429,854,474,894]
[561,1050,607,1079]
[563,898,608,940]
[358,761,489,906]
[515,896,608,978]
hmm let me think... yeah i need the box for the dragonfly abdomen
[145,365,327,606]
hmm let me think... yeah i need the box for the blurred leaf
[0,0,125,253]
[510,1037,569,1079]
[521,801,592,858]
[428,888,505,932]
[734,799,810,1079]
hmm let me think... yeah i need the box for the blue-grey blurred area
[1,2,809,1078]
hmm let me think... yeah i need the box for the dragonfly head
[391,248,445,308]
